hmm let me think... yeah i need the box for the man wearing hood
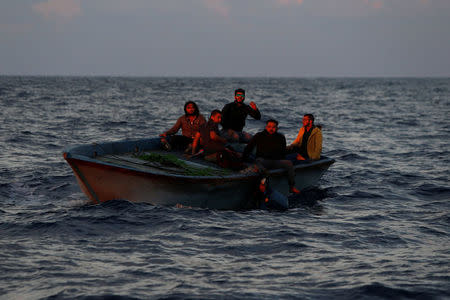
[287,114,322,161]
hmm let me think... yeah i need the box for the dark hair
[234,88,245,96]
[184,101,199,116]
[304,114,314,123]
[210,109,222,117]
[266,119,279,126]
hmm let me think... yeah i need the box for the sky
[1,0,449,77]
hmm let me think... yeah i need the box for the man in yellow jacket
[287,114,322,161]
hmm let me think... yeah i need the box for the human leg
[239,131,253,143]
[220,129,240,143]
[256,158,299,193]
[285,153,309,165]
[169,135,192,151]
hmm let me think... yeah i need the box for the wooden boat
[63,138,334,209]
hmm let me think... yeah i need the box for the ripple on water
[331,282,446,300]
[1,77,450,299]
[415,183,450,199]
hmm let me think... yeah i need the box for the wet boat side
[63,138,334,209]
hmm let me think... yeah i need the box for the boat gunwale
[63,138,335,180]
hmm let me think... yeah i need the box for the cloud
[364,0,384,9]
[32,0,81,19]
[276,0,304,5]
[202,0,230,17]
[0,23,33,34]
[276,0,384,10]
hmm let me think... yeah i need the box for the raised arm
[290,127,304,147]
[247,102,261,120]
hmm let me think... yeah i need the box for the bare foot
[290,187,301,194]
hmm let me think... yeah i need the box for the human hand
[249,101,257,110]
[296,154,306,161]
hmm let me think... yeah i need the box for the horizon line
[1,74,449,79]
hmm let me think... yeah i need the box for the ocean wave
[332,282,446,300]
[1,77,450,299]
[339,153,369,162]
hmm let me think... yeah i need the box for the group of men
[160,88,322,194]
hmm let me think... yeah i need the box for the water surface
[0,76,449,299]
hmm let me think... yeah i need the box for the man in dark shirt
[192,110,227,157]
[221,88,261,143]
[243,119,300,194]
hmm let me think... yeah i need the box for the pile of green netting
[137,153,230,176]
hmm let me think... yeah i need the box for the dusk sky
[1,0,449,77]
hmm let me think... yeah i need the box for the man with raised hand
[221,88,261,143]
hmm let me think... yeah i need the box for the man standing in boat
[287,114,322,161]
[243,119,300,194]
[221,88,261,143]
[160,101,206,152]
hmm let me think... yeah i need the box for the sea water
[0,76,449,299]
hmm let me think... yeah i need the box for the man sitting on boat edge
[287,113,322,162]
[160,101,206,153]
[191,110,227,159]
[191,110,245,170]
[242,119,301,194]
